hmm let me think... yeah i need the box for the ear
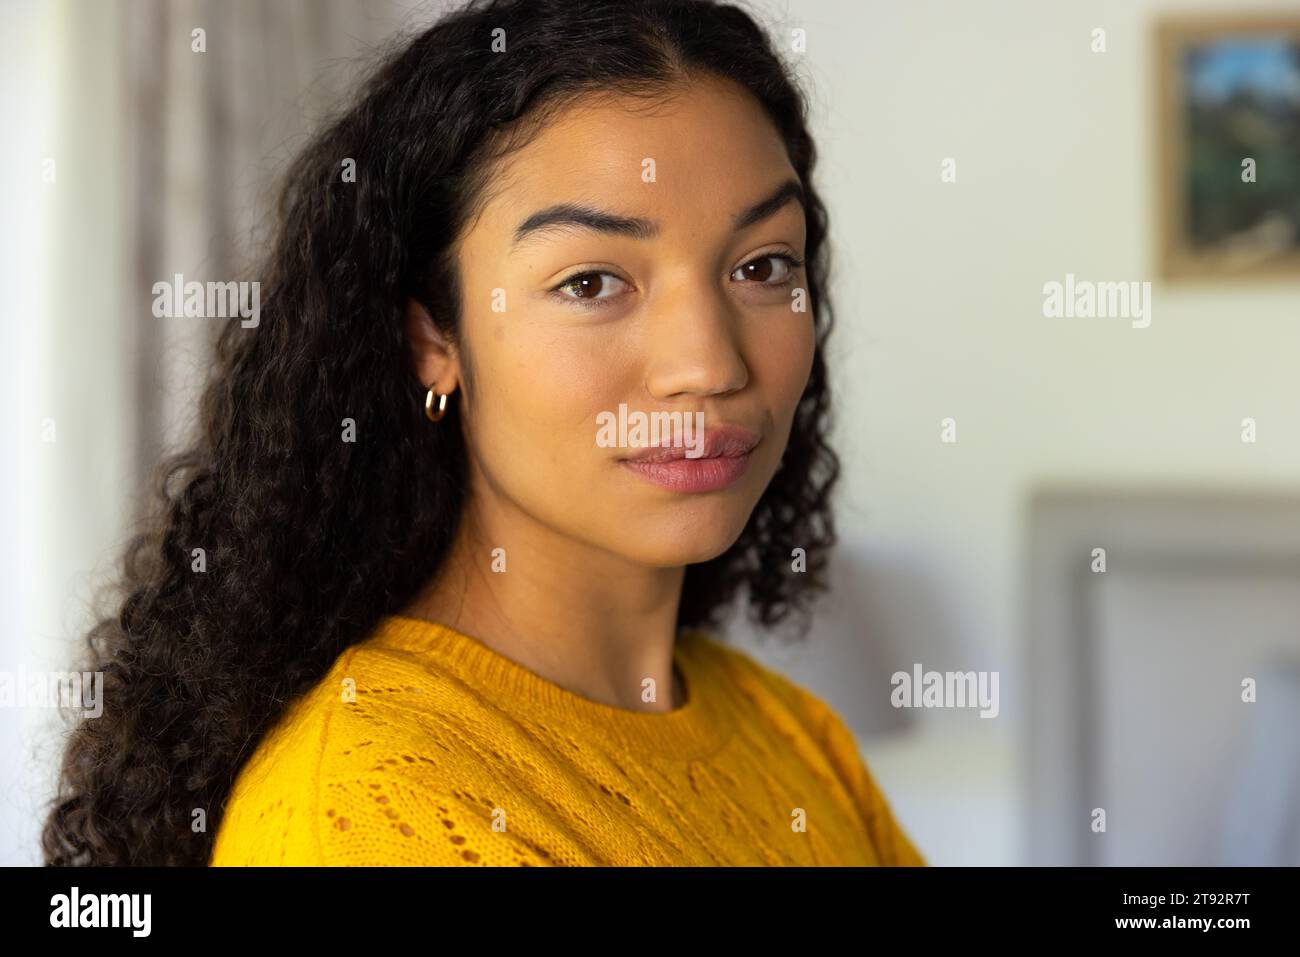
[404,298,460,396]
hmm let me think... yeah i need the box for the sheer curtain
[125,0,434,469]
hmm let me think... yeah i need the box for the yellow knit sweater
[209,615,925,866]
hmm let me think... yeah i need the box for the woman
[42,0,925,866]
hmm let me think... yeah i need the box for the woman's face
[443,74,815,567]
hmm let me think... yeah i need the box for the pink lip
[619,424,760,493]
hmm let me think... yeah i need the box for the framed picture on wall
[1155,15,1300,279]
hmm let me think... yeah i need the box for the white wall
[1,0,133,866]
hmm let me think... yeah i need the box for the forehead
[470,75,799,238]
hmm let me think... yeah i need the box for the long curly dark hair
[41,0,839,866]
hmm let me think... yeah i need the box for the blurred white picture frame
[1027,487,1300,865]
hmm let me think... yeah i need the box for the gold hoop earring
[424,385,451,422]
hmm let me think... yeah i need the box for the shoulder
[682,628,836,740]
[210,639,550,866]
[685,629,927,867]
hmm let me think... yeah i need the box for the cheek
[748,315,816,420]
[471,322,626,475]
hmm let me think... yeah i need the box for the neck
[400,485,687,713]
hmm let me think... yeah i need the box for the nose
[641,278,750,401]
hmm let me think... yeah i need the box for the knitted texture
[209,615,926,866]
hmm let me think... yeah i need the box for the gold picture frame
[1155,14,1300,280]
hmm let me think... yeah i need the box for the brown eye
[552,270,629,305]
[732,254,802,284]
[567,273,603,297]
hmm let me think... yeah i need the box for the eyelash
[549,253,806,310]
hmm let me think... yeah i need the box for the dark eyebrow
[733,179,805,232]
[513,205,657,248]
[510,178,805,248]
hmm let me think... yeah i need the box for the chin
[609,508,753,567]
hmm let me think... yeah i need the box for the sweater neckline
[369,615,736,760]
